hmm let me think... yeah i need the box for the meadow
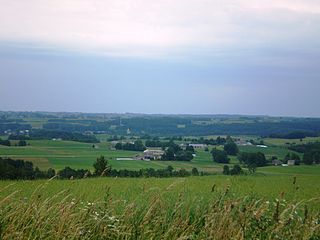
[0,138,298,173]
[0,167,319,239]
[1,136,320,238]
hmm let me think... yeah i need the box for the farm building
[272,160,282,166]
[235,140,252,146]
[287,160,296,166]
[189,144,207,149]
[143,149,164,160]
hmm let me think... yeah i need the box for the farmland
[0,167,319,239]
[0,138,301,172]
[1,113,320,239]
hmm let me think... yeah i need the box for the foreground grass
[0,173,320,239]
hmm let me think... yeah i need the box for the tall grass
[0,178,319,239]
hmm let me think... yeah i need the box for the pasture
[263,137,320,146]
[0,139,319,239]
[0,140,223,172]
[0,138,297,173]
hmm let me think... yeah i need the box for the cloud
[0,0,319,58]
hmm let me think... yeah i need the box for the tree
[290,153,301,160]
[166,165,174,173]
[303,152,314,165]
[186,145,195,153]
[191,167,199,176]
[230,165,242,175]
[47,168,56,178]
[115,142,123,150]
[0,139,11,146]
[238,152,267,167]
[93,156,111,176]
[284,153,291,161]
[222,165,230,175]
[223,142,239,156]
[248,164,257,174]
[18,140,27,146]
[211,149,229,163]
[133,140,146,151]
[162,147,175,160]
[175,151,193,161]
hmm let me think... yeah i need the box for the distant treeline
[2,113,320,137]
[268,131,319,139]
[41,116,320,137]
[8,129,99,143]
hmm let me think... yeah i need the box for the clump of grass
[0,180,319,239]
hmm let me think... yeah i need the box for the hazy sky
[0,0,319,117]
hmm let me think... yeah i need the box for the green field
[0,138,298,173]
[238,145,302,159]
[0,140,239,172]
[0,167,319,239]
[1,166,319,203]
[0,140,225,172]
[263,137,320,146]
[1,139,320,239]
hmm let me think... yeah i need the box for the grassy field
[263,137,320,146]
[0,140,225,172]
[0,138,319,239]
[0,167,319,239]
[0,139,298,173]
[238,145,303,159]
[1,166,319,203]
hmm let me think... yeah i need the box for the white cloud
[0,0,319,58]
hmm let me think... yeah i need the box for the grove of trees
[211,149,229,164]
[238,152,267,167]
[115,140,146,151]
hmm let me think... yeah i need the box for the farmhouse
[235,140,252,146]
[272,160,282,166]
[287,160,296,166]
[189,144,207,149]
[143,149,164,160]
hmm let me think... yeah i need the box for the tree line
[0,139,27,147]
[0,157,55,180]
[269,131,319,139]
[288,142,320,165]
[115,140,146,151]
[0,156,203,180]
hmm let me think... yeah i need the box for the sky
[0,0,319,117]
